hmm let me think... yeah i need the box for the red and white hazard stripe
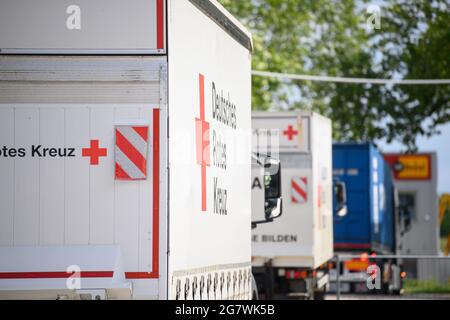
[115,126,149,180]
[291,177,307,203]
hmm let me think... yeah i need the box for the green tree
[378,0,450,149]
[219,0,450,150]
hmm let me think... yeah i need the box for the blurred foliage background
[219,0,450,151]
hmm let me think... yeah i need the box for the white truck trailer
[0,0,254,300]
[251,111,334,299]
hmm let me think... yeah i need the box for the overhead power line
[252,70,450,85]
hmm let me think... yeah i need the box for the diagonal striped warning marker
[291,176,308,203]
[115,126,149,180]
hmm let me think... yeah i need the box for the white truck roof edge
[252,110,315,118]
[252,110,333,127]
[188,0,253,52]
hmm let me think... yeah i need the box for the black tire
[314,289,326,300]
[251,273,259,300]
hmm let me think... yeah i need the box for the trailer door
[0,56,167,299]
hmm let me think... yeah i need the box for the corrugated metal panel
[64,107,90,245]
[0,108,14,245]
[39,108,65,245]
[0,56,163,104]
[0,56,164,284]
[279,152,312,169]
[0,57,161,81]
[333,143,371,247]
[114,107,141,271]
[14,108,40,245]
[89,108,115,245]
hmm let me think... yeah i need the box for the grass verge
[404,279,450,294]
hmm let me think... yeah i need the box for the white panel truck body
[384,153,441,282]
[0,0,253,300]
[251,111,333,299]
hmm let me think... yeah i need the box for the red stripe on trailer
[0,271,113,279]
[156,0,164,50]
[151,108,160,278]
[115,129,147,175]
[0,271,161,280]
[127,109,161,280]
[0,271,160,280]
[125,272,157,279]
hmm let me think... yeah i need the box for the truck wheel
[251,273,259,300]
[392,289,402,296]
[314,289,326,300]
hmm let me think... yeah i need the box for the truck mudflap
[170,263,252,300]
[0,245,131,300]
[316,272,329,289]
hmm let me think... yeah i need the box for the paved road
[325,293,450,300]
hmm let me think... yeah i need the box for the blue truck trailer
[331,143,404,294]
[333,143,396,253]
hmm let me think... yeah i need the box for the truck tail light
[285,270,308,279]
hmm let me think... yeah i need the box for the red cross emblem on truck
[283,125,298,141]
[195,74,210,212]
[82,139,107,165]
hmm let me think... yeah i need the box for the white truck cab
[251,111,333,299]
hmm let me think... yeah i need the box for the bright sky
[379,122,450,195]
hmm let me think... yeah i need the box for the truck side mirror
[334,181,347,217]
[252,157,283,229]
[264,159,283,221]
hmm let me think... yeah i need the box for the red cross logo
[195,74,210,211]
[283,125,298,141]
[82,139,107,165]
